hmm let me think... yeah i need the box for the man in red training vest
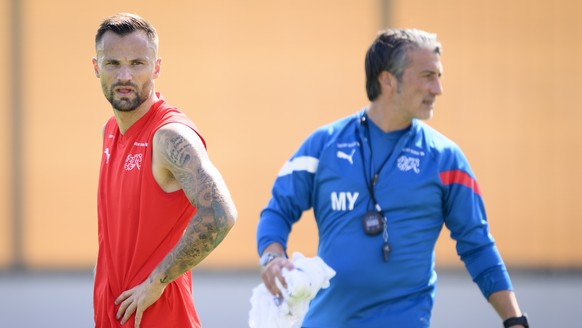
[92,13,237,328]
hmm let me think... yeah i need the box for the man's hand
[114,278,166,327]
[261,257,295,298]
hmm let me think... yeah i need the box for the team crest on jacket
[124,154,143,171]
[397,155,420,173]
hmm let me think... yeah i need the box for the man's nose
[117,66,132,81]
[432,78,443,95]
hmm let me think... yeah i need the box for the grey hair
[365,28,441,101]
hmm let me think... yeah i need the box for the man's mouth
[115,87,134,96]
[423,97,436,107]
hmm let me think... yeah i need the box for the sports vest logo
[104,148,111,164]
[337,149,356,165]
[124,154,143,171]
[397,155,420,173]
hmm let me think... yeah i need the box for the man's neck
[366,101,412,133]
[114,93,158,134]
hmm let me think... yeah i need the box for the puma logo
[104,148,111,164]
[337,149,356,165]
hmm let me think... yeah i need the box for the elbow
[210,206,236,248]
[226,205,238,230]
[220,202,237,236]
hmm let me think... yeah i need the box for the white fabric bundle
[248,252,336,328]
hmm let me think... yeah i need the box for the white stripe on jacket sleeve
[277,156,319,177]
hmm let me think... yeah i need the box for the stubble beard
[103,81,150,112]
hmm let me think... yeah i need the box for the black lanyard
[358,113,393,261]
[358,114,393,213]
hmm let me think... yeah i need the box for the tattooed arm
[115,122,237,327]
[150,122,237,280]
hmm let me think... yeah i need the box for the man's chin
[111,98,139,112]
[416,109,434,121]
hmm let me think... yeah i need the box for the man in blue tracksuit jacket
[257,29,528,328]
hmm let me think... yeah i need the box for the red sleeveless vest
[95,96,204,327]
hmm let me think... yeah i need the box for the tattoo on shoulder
[154,129,198,168]
[168,135,193,167]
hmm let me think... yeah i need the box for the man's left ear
[379,71,396,91]
[154,58,162,78]
[92,58,100,78]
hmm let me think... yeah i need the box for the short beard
[104,81,148,112]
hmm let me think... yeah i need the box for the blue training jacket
[257,110,512,328]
